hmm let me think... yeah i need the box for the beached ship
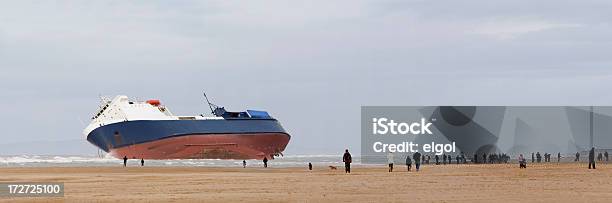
[84,95,290,160]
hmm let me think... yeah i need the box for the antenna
[203,92,215,115]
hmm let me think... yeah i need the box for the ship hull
[110,133,289,159]
[86,119,290,159]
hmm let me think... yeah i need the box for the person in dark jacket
[123,156,128,167]
[413,152,421,171]
[343,149,352,173]
[518,154,527,169]
[263,157,268,168]
[557,152,561,162]
[405,155,412,172]
[435,155,440,165]
[474,154,478,164]
[598,153,603,162]
[308,162,312,171]
[589,147,596,169]
[243,160,247,168]
[575,152,580,162]
[141,158,144,167]
[483,153,487,164]
[605,151,609,162]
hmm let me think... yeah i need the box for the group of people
[382,153,469,167]
[122,156,145,167]
[400,152,422,172]
[384,148,610,172]
[384,152,426,172]
[597,151,609,162]
[472,153,511,164]
[432,153,468,165]
[572,150,609,163]
[120,148,609,171]
[517,148,607,169]
[530,152,559,163]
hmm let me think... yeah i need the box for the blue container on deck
[247,110,272,119]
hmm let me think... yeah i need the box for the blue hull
[87,118,290,152]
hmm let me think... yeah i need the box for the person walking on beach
[605,151,609,162]
[589,147,596,169]
[388,152,394,172]
[575,152,580,162]
[442,154,447,165]
[263,157,268,168]
[549,153,552,162]
[474,154,478,164]
[243,160,247,168]
[123,156,127,167]
[532,153,535,163]
[518,154,527,169]
[483,153,487,164]
[308,162,312,171]
[426,155,431,164]
[435,155,440,165]
[141,158,144,167]
[413,152,421,172]
[598,153,603,162]
[558,152,561,162]
[343,149,352,173]
[405,155,412,172]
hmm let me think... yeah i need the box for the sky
[0,0,611,155]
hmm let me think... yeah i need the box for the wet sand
[0,163,611,202]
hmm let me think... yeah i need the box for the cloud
[470,18,583,39]
[0,1,611,154]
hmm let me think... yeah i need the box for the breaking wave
[0,154,363,168]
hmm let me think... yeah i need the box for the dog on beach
[328,166,337,170]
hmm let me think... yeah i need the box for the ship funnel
[147,100,161,106]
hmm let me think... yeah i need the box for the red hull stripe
[110,133,289,160]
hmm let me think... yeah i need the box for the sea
[0,154,364,168]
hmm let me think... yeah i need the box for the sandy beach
[0,163,611,202]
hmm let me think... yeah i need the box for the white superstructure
[82,95,221,137]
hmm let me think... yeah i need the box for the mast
[203,92,216,115]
